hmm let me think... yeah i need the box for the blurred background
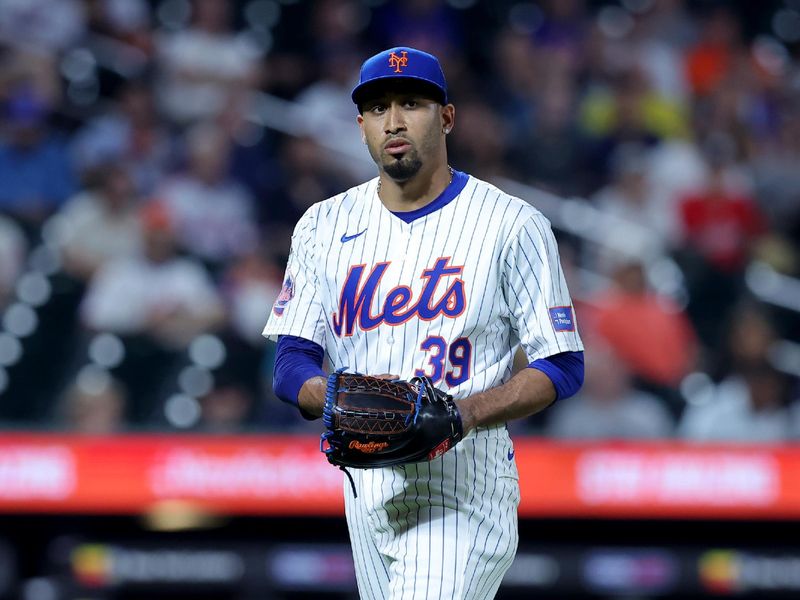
[0,0,799,598]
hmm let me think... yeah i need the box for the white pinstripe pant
[344,429,520,600]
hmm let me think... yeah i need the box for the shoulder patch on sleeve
[548,306,575,332]
[273,271,295,316]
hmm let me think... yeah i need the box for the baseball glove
[320,369,463,470]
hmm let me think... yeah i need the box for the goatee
[384,156,423,181]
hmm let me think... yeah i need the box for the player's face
[357,89,452,182]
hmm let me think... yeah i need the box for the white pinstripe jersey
[262,170,583,598]
[262,170,583,386]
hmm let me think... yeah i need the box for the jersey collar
[389,169,469,224]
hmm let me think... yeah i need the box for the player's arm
[264,205,330,417]
[273,335,326,419]
[461,211,585,434]
[456,351,584,433]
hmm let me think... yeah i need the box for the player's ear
[356,114,367,144]
[441,104,455,135]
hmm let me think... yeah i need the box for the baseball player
[263,47,584,600]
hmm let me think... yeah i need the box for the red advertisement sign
[1,435,799,519]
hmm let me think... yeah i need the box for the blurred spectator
[547,340,675,439]
[371,0,464,58]
[684,7,740,97]
[296,47,360,123]
[751,105,800,247]
[220,246,283,347]
[691,60,766,161]
[217,96,284,209]
[58,368,127,434]
[679,360,796,442]
[307,0,367,57]
[0,214,27,309]
[212,245,285,410]
[677,138,767,345]
[156,122,258,270]
[0,0,86,53]
[50,163,143,282]
[79,202,225,421]
[533,0,587,67]
[87,0,154,56]
[265,135,351,227]
[0,86,76,229]
[488,29,538,138]
[629,3,691,103]
[591,143,679,250]
[708,302,784,385]
[71,78,173,195]
[509,72,586,195]
[80,201,225,348]
[579,68,688,189]
[638,0,697,51]
[728,302,777,364]
[589,256,698,400]
[213,109,292,258]
[295,48,372,182]
[645,139,708,216]
[0,49,63,111]
[449,99,513,181]
[155,0,263,125]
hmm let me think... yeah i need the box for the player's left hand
[320,370,463,469]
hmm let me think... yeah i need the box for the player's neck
[377,163,453,213]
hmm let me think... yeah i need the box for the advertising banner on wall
[1,434,799,519]
[46,538,800,598]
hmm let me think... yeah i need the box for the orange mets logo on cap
[388,50,408,73]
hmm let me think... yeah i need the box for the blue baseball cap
[351,47,448,107]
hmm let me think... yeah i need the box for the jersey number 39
[414,336,472,387]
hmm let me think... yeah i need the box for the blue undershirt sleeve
[528,351,585,401]
[274,335,326,420]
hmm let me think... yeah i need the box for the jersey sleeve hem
[523,340,584,363]
[262,324,325,346]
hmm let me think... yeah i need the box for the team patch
[549,306,575,332]
[273,273,295,317]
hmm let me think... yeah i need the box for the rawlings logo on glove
[349,440,390,453]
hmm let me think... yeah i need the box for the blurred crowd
[0,0,798,441]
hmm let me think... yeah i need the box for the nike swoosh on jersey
[341,229,367,243]
[507,449,515,460]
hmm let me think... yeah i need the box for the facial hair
[383,152,423,181]
[365,140,423,182]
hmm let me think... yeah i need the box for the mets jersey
[262,170,583,599]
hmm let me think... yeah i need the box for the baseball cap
[351,47,448,107]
